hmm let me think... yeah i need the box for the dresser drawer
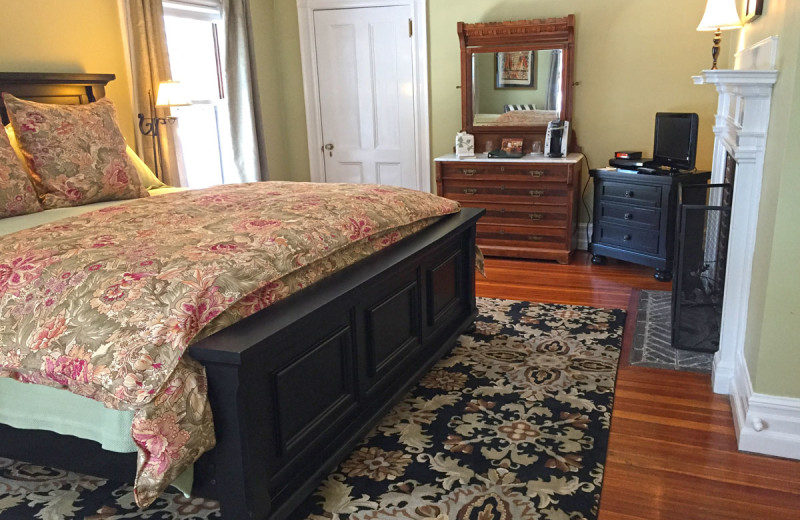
[595,222,659,254]
[442,180,569,205]
[477,223,567,248]
[440,162,570,183]
[598,201,660,230]
[600,181,662,207]
[463,202,567,228]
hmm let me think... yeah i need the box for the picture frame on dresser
[501,137,524,154]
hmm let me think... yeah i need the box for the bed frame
[0,72,484,519]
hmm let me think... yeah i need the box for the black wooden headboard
[0,72,115,125]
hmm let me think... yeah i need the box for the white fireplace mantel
[692,46,800,460]
[694,68,777,397]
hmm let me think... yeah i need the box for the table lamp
[697,0,743,70]
[138,81,191,180]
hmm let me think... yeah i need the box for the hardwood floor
[476,252,800,519]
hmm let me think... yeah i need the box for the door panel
[314,6,416,189]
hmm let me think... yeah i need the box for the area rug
[629,290,713,372]
[0,298,626,520]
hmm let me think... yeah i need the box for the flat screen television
[652,112,699,172]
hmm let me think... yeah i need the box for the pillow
[6,124,164,190]
[0,127,42,218]
[3,93,148,209]
[503,104,536,112]
[126,144,166,189]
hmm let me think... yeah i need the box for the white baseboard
[730,352,800,460]
[577,222,592,251]
[712,351,734,394]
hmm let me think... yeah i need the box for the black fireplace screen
[671,182,733,352]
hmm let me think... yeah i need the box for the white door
[313,6,417,189]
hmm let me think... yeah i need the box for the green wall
[0,0,136,145]
[732,0,800,397]
[249,0,309,182]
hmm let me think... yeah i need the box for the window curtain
[545,50,562,112]
[126,0,188,187]
[220,0,268,182]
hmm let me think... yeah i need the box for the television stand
[589,168,710,281]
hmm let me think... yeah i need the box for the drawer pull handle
[528,235,544,241]
[500,185,506,192]
[462,169,477,176]
[623,234,632,241]
[499,230,505,235]
[500,166,506,172]
[624,212,633,220]
[529,189,544,197]
[500,208,506,214]
[527,170,545,177]
[463,188,478,195]
[625,190,634,198]
[529,213,543,221]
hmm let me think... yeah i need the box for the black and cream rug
[0,298,626,520]
[629,290,713,372]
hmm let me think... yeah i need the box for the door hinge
[408,19,412,37]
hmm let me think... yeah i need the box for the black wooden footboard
[189,207,482,519]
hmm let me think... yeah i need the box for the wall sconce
[697,0,743,70]
[138,80,191,180]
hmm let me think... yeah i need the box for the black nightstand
[589,169,710,281]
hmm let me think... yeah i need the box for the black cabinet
[589,169,710,281]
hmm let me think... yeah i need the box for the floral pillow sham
[0,126,42,218]
[3,94,148,209]
[6,124,165,191]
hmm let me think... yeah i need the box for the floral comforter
[0,181,460,508]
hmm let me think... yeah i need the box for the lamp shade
[155,81,191,107]
[697,0,743,31]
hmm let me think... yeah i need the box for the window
[163,1,232,188]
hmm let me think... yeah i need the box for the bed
[0,72,484,519]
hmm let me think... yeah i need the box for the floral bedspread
[0,181,460,508]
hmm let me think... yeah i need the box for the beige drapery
[221,0,268,182]
[126,0,187,187]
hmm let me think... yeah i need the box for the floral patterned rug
[0,298,625,520]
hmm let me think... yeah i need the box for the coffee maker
[544,120,569,158]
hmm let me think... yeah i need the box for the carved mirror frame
[458,15,576,153]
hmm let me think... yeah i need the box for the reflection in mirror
[471,49,563,127]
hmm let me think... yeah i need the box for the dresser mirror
[471,49,563,126]
[458,16,576,152]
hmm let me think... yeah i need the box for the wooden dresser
[435,153,583,264]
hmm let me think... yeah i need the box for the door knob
[323,143,334,157]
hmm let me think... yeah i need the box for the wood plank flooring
[476,252,800,519]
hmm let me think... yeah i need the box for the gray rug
[629,290,713,373]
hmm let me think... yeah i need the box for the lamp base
[711,28,722,70]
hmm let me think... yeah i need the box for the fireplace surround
[692,36,797,459]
